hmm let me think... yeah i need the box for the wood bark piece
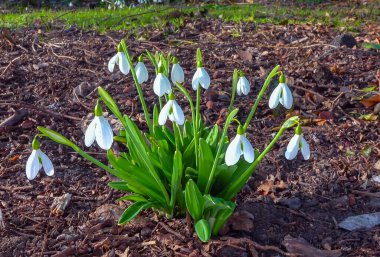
[50,193,72,216]
[0,108,28,127]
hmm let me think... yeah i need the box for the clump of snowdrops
[26,39,310,242]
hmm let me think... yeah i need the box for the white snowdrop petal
[153,74,163,96]
[240,77,250,95]
[281,83,293,109]
[135,62,148,84]
[95,116,114,150]
[171,64,184,84]
[301,136,311,160]
[162,75,172,94]
[108,54,118,73]
[192,69,201,90]
[158,100,172,125]
[85,118,97,147]
[171,100,185,125]
[199,68,210,89]
[268,84,282,109]
[285,135,300,160]
[225,135,242,166]
[236,82,242,96]
[118,52,130,75]
[241,136,255,163]
[26,150,41,180]
[38,150,54,176]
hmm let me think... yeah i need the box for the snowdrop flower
[192,61,210,90]
[285,125,310,160]
[171,57,184,84]
[85,102,113,150]
[236,74,250,96]
[268,73,293,109]
[108,44,130,75]
[68,2,74,7]
[26,138,54,180]
[135,55,149,84]
[225,125,255,166]
[159,92,185,125]
[153,66,171,97]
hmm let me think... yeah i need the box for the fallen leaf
[282,235,341,257]
[359,113,378,121]
[9,155,20,161]
[361,94,380,108]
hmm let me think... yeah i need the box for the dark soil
[1,15,380,257]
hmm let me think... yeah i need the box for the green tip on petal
[94,100,103,116]
[157,66,163,74]
[172,57,178,64]
[138,55,144,62]
[32,137,40,150]
[169,92,175,100]
[295,124,302,135]
[196,61,203,68]
[237,125,245,135]
[279,73,286,83]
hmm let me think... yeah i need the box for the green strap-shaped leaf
[116,194,147,202]
[108,181,131,191]
[37,127,75,148]
[118,201,153,225]
[98,87,126,127]
[195,219,211,243]
[185,179,204,221]
[197,139,214,193]
[170,151,183,212]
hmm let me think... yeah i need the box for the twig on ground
[0,208,5,231]
[217,236,298,256]
[0,108,28,127]
[158,222,186,241]
[0,56,22,78]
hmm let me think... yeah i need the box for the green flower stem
[227,69,239,114]
[194,86,201,168]
[175,83,195,119]
[159,96,163,110]
[72,145,118,176]
[204,108,239,195]
[120,41,152,134]
[243,65,281,131]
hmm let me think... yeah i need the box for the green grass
[0,3,379,32]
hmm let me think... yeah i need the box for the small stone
[206,100,214,110]
[331,34,357,48]
[338,212,380,231]
[278,197,302,210]
[374,103,380,114]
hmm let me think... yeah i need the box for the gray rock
[338,212,380,231]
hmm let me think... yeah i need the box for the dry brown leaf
[236,50,253,62]
[361,94,380,108]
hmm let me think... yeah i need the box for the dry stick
[337,105,361,125]
[0,109,28,127]
[0,102,81,121]
[158,222,186,241]
[0,55,22,78]
[0,208,5,231]
[351,189,380,198]
[290,84,327,100]
[219,236,299,257]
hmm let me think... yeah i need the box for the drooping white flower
[26,138,54,180]
[158,93,185,125]
[236,75,250,96]
[85,102,113,150]
[268,74,293,109]
[108,48,130,75]
[135,57,149,84]
[225,126,255,166]
[285,126,310,160]
[192,62,210,90]
[171,58,184,84]
[153,67,171,97]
